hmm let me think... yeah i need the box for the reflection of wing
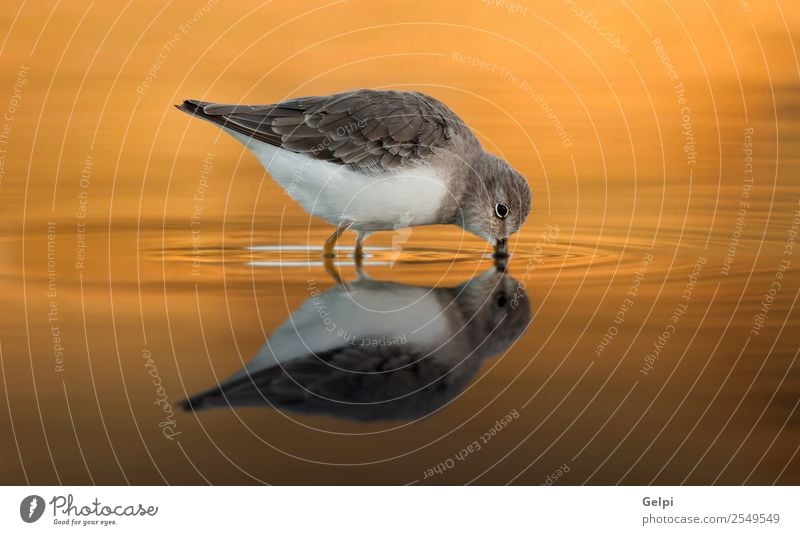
[182,342,479,422]
[181,267,534,422]
[177,89,473,172]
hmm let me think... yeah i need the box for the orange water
[0,0,798,484]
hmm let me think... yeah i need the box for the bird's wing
[177,89,474,173]
[181,342,474,421]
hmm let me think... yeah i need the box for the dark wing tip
[175,99,210,116]
[179,395,202,411]
[180,387,222,412]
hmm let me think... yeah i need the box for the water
[0,0,798,484]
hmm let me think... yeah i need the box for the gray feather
[178,89,476,173]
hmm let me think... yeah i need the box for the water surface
[0,0,798,484]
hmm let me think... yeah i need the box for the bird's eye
[496,294,508,308]
[495,203,509,219]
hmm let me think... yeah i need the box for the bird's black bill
[493,238,509,259]
[493,254,509,272]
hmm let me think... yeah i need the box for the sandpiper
[177,89,531,257]
[181,265,531,421]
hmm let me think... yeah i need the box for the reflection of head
[182,266,532,422]
[451,267,532,359]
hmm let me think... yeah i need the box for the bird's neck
[439,152,487,226]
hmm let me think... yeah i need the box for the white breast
[228,130,449,231]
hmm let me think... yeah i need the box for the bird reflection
[182,264,531,422]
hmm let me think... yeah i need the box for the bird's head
[457,153,531,256]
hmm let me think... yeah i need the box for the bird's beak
[493,238,509,258]
[493,253,508,272]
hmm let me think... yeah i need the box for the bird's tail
[175,99,274,143]
[175,99,218,123]
[179,384,225,412]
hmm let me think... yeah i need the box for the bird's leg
[354,231,371,260]
[323,220,353,259]
[354,260,372,281]
[323,256,347,287]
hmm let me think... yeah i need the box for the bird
[181,264,531,422]
[176,89,531,258]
